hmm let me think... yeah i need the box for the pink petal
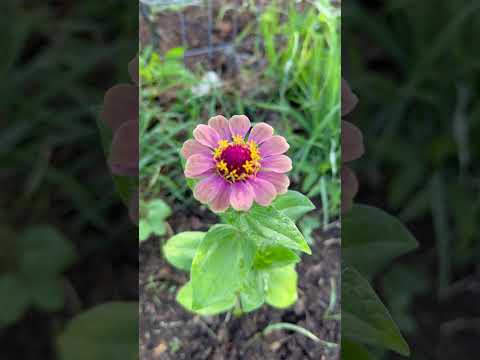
[109,120,138,176]
[250,177,277,206]
[101,84,138,132]
[261,155,292,173]
[208,115,231,140]
[129,57,139,86]
[184,154,216,178]
[248,122,274,144]
[259,135,290,157]
[193,124,221,149]
[342,78,358,117]
[342,121,364,162]
[181,139,212,159]
[209,181,231,213]
[342,166,359,214]
[230,181,254,211]
[229,115,251,139]
[194,174,224,204]
[256,172,290,194]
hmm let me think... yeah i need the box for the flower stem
[233,293,243,317]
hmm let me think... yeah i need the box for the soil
[139,211,341,360]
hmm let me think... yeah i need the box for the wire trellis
[139,0,248,70]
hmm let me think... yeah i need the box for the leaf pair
[0,226,76,327]
[139,199,171,242]
[162,190,315,315]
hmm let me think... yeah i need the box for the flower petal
[248,122,274,144]
[108,120,139,176]
[209,181,231,213]
[261,155,292,173]
[342,121,364,162]
[259,135,290,157]
[181,139,212,159]
[194,174,224,204]
[256,172,290,194]
[208,115,231,140]
[342,78,358,117]
[184,154,216,178]
[250,177,277,206]
[101,84,138,132]
[193,124,221,149]
[230,181,254,211]
[341,165,359,214]
[229,115,251,139]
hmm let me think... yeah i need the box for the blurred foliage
[344,0,480,359]
[0,0,136,334]
[139,0,341,226]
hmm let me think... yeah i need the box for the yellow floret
[233,135,244,144]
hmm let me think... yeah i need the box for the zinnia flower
[341,78,364,213]
[181,115,291,212]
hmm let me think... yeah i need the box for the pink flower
[181,115,291,212]
[341,78,364,213]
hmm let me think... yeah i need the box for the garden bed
[140,211,340,360]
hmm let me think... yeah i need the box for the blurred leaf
[191,225,243,309]
[162,231,205,271]
[0,274,30,327]
[57,302,138,360]
[341,339,376,360]
[264,265,297,309]
[18,226,76,276]
[343,205,418,278]
[253,245,300,270]
[272,190,316,222]
[342,267,410,356]
[176,281,235,315]
[239,270,265,312]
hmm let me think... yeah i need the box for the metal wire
[139,0,244,71]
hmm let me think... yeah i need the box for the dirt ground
[139,211,341,360]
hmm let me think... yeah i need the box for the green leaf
[342,267,410,356]
[341,339,376,360]
[147,199,171,236]
[57,302,138,360]
[239,205,311,255]
[176,282,235,315]
[18,226,76,276]
[253,245,300,270]
[163,231,205,271]
[240,270,265,312]
[139,220,152,242]
[265,265,298,308]
[190,225,243,309]
[0,274,30,327]
[165,47,185,60]
[343,205,418,278]
[272,190,316,221]
[28,277,65,311]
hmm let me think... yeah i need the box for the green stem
[233,293,244,317]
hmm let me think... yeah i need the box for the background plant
[344,0,480,359]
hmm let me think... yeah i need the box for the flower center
[214,139,261,182]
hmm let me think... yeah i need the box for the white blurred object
[191,71,222,97]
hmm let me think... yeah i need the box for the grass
[140,0,341,225]
[344,0,480,358]
[0,0,137,253]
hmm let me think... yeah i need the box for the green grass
[344,1,480,358]
[140,0,341,225]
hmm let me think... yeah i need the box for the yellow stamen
[233,135,244,144]
[216,160,228,173]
